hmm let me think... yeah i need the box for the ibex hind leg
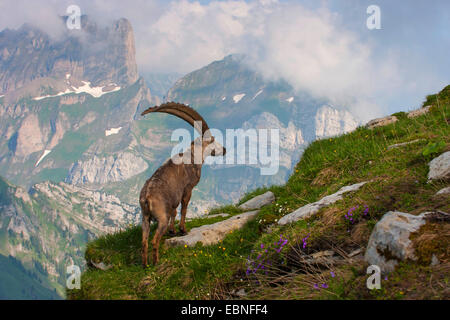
[141,214,151,268]
[152,213,168,265]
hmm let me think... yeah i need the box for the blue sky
[0,0,448,119]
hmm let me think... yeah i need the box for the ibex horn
[141,102,210,137]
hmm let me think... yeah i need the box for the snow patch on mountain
[33,81,121,100]
[286,97,294,103]
[233,93,246,103]
[252,90,263,100]
[105,127,122,136]
[35,150,52,167]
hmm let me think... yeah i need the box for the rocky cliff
[0,18,363,299]
[0,16,138,94]
[0,176,139,297]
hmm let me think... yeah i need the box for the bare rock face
[366,116,398,129]
[364,211,447,273]
[165,210,259,247]
[315,105,358,139]
[66,152,148,185]
[407,105,432,118]
[278,181,368,225]
[428,151,450,181]
[0,16,138,94]
[15,114,45,157]
[241,112,305,169]
[238,191,275,211]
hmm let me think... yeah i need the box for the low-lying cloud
[0,0,448,121]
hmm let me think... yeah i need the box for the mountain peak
[0,16,138,94]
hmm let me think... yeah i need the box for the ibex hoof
[168,230,177,236]
[178,230,187,236]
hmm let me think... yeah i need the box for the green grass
[69,86,450,300]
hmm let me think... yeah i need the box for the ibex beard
[139,102,225,266]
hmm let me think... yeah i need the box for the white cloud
[0,0,447,121]
[137,0,399,120]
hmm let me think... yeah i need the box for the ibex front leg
[168,208,177,236]
[179,189,192,235]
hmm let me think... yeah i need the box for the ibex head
[141,102,226,162]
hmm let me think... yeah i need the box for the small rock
[91,261,112,271]
[428,151,450,181]
[365,211,428,273]
[366,116,398,129]
[430,254,440,266]
[206,213,230,219]
[407,105,432,118]
[435,187,450,196]
[387,139,424,150]
[165,210,259,247]
[235,288,247,297]
[238,191,275,211]
[348,248,363,258]
[278,181,368,225]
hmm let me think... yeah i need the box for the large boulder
[165,210,259,247]
[238,191,275,211]
[366,116,398,129]
[428,151,450,181]
[407,105,432,118]
[364,211,448,273]
[278,182,367,225]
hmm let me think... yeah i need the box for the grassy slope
[68,86,450,300]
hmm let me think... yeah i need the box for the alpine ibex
[139,102,226,266]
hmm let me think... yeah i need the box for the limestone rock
[278,182,368,225]
[435,186,450,196]
[364,211,428,273]
[165,211,259,247]
[206,213,230,219]
[348,248,363,258]
[366,116,398,129]
[235,288,247,297]
[238,191,275,211]
[15,114,45,157]
[315,105,358,139]
[407,105,432,118]
[428,151,450,181]
[430,254,440,266]
[387,139,424,150]
[67,152,148,185]
[90,261,112,271]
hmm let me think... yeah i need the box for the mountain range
[0,16,357,298]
